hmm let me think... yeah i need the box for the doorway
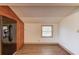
[0,16,17,55]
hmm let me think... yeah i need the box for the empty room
[0,3,79,55]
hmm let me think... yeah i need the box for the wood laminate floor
[15,44,70,55]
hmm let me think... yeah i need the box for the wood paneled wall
[0,6,24,50]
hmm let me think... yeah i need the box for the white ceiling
[7,3,79,23]
[10,6,76,17]
[1,3,79,6]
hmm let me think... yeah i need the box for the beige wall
[0,39,1,55]
[59,8,79,55]
[24,23,58,44]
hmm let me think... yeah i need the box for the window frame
[41,25,53,38]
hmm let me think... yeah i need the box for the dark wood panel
[2,43,16,55]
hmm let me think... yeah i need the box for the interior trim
[58,43,75,55]
[24,42,58,44]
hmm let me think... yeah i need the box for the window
[42,25,53,37]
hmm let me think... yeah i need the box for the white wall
[59,9,79,55]
[24,23,58,44]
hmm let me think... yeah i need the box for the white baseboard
[24,42,58,44]
[58,43,75,55]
